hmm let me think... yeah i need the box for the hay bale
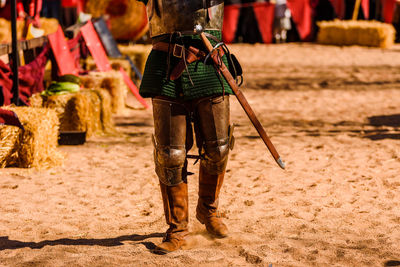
[0,19,11,43]
[0,126,20,167]
[37,90,114,136]
[85,0,148,41]
[80,89,103,136]
[0,107,63,168]
[317,20,395,48]
[0,18,58,43]
[0,18,25,43]
[39,18,59,36]
[29,93,44,107]
[92,88,115,133]
[80,71,127,114]
[42,93,90,134]
[118,44,152,77]
[84,57,132,77]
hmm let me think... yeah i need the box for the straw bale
[84,57,131,77]
[39,18,59,36]
[80,71,127,114]
[0,19,11,43]
[39,89,114,136]
[0,126,20,167]
[118,44,152,76]
[0,18,56,43]
[85,0,148,41]
[80,89,103,136]
[92,88,115,133]
[0,18,25,43]
[43,93,90,133]
[317,20,395,48]
[0,107,63,168]
[29,93,44,108]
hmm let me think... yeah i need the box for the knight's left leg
[194,95,232,238]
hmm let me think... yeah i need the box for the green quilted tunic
[139,31,233,100]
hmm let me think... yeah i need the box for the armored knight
[138,0,234,254]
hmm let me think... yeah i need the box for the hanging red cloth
[223,2,275,44]
[328,0,345,19]
[0,0,23,20]
[361,0,369,19]
[0,61,13,106]
[287,0,313,41]
[77,0,86,14]
[381,0,396,23]
[253,2,275,44]
[17,45,50,103]
[222,4,241,43]
[61,0,78,8]
[0,45,49,106]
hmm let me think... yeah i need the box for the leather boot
[153,181,189,254]
[196,165,228,238]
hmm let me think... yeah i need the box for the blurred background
[1,0,400,44]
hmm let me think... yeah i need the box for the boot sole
[152,248,170,255]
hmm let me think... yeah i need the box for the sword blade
[199,32,285,169]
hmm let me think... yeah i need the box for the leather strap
[152,42,223,80]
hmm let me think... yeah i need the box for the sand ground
[1,43,400,266]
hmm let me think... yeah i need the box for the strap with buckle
[152,42,224,80]
[172,44,184,58]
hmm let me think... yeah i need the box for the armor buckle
[173,44,184,58]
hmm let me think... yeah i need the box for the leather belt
[152,42,224,80]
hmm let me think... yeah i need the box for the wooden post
[352,0,362,20]
[10,0,20,106]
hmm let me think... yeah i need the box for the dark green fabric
[139,31,233,100]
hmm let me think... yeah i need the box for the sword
[195,25,286,169]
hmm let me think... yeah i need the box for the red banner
[222,4,241,44]
[253,2,275,44]
[382,0,396,23]
[287,0,313,41]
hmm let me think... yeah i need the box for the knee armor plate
[201,137,230,175]
[153,135,187,186]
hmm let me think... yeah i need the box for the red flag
[287,0,313,41]
[253,2,275,44]
[381,0,396,23]
[222,4,241,44]
[328,0,345,19]
[361,0,369,19]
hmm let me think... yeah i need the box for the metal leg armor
[152,97,193,186]
[152,97,192,254]
[195,95,231,174]
[195,95,231,238]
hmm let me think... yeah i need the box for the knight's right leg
[195,95,231,238]
[151,97,189,254]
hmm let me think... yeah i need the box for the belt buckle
[173,44,184,58]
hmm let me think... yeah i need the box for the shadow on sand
[368,114,400,127]
[384,260,400,266]
[0,233,162,251]
[364,114,400,140]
